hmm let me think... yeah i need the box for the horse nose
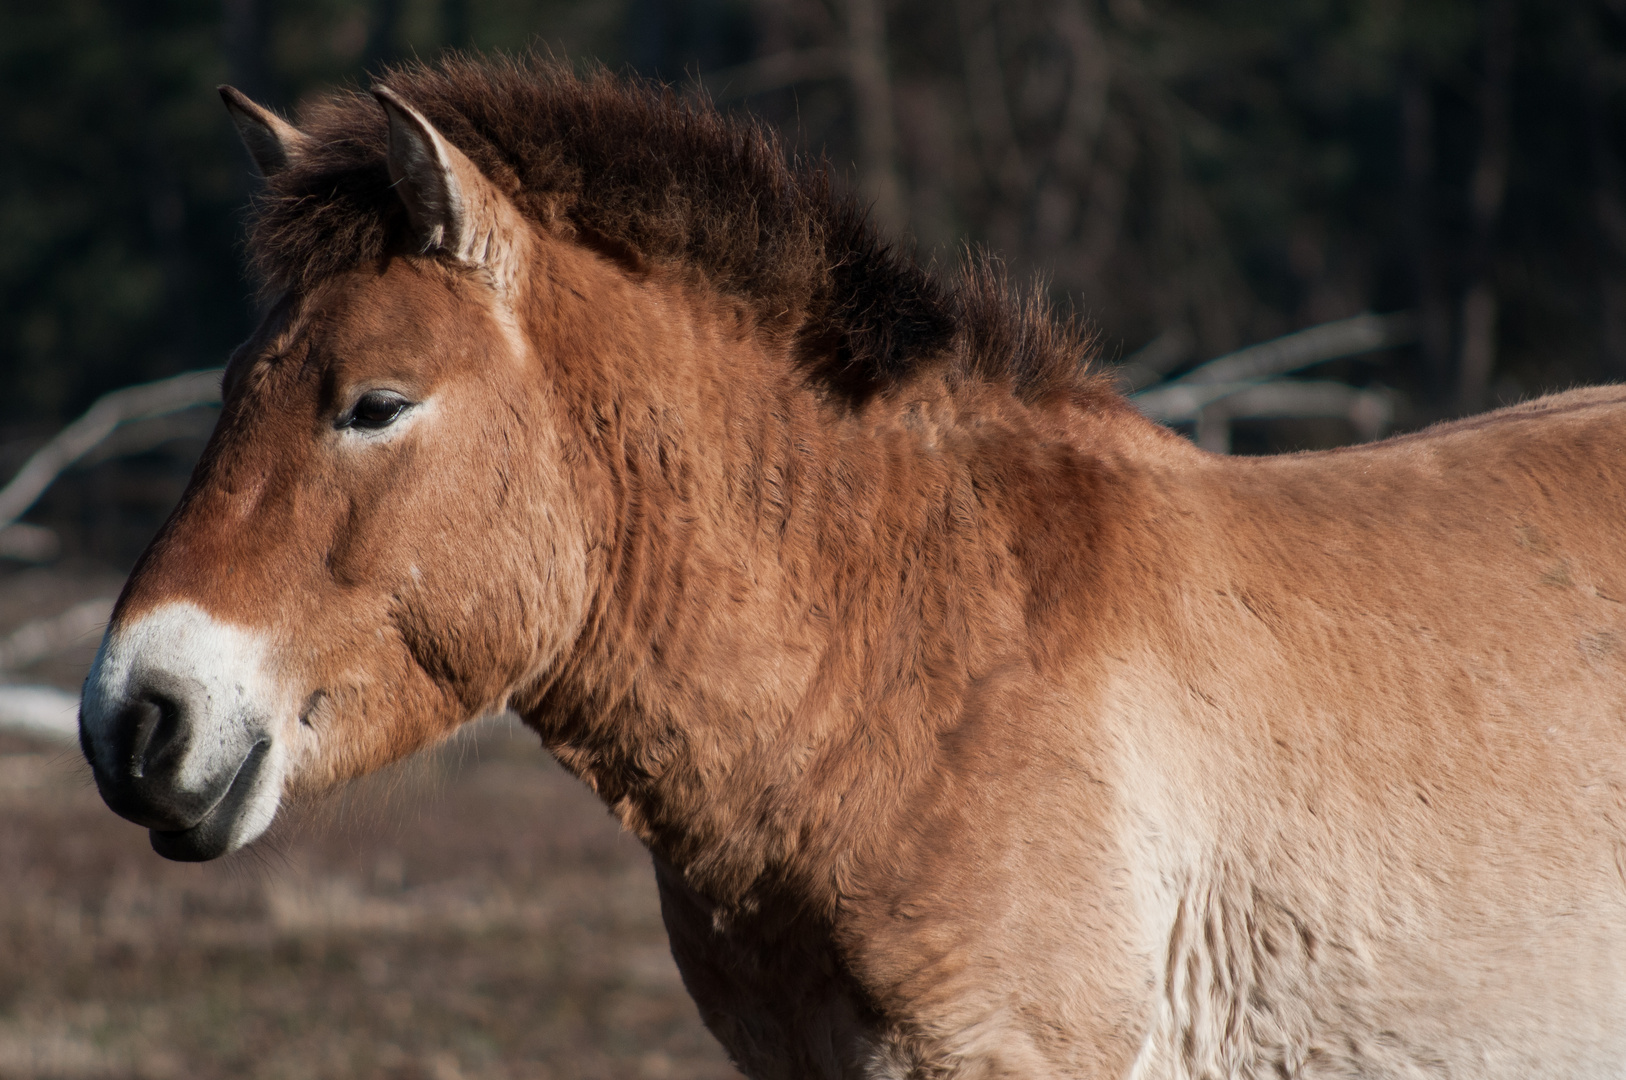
[80,602,287,860]
[86,682,224,831]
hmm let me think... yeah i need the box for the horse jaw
[79,602,295,860]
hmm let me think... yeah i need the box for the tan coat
[78,61,1626,1078]
[652,386,1626,1077]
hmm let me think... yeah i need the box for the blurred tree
[709,0,1626,428]
[223,0,280,106]
[0,0,241,425]
[7,0,1626,436]
[622,0,754,81]
[0,0,626,426]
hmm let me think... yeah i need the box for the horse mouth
[148,739,272,862]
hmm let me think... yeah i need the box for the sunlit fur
[95,58,1626,1078]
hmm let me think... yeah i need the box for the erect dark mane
[249,56,1113,407]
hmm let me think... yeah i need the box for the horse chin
[148,739,282,862]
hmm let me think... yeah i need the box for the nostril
[93,683,223,832]
[128,693,185,779]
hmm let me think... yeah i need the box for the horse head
[78,86,597,860]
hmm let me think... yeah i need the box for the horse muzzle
[79,603,288,861]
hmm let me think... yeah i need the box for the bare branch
[0,597,114,672]
[0,524,59,563]
[1137,374,1396,432]
[1188,382,1395,454]
[79,407,219,468]
[1134,379,1259,422]
[1166,312,1416,388]
[0,684,80,742]
[0,369,223,533]
[1115,326,1193,391]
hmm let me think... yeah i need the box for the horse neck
[522,255,1117,913]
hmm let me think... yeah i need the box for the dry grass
[0,568,741,1080]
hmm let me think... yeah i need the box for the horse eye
[346,391,409,430]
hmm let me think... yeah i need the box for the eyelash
[343,391,411,431]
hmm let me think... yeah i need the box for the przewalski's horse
[78,59,1626,1078]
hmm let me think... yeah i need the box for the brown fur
[100,59,1626,1078]
[250,56,1108,409]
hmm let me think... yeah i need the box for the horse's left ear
[372,86,520,275]
[220,86,310,177]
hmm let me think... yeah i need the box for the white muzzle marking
[80,602,291,857]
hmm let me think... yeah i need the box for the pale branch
[0,684,80,742]
[0,369,223,534]
[1132,312,1408,454]
[0,524,60,563]
[0,597,116,673]
[1190,382,1394,454]
[79,407,220,468]
[1138,377,1392,430]
[1115,326,1194,392]
[1134,379,1263,422]
[1152,311,1417,391]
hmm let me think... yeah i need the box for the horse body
[76,62,1626,1077]
[1106,395,1626,1078]
[645,388,1626,1078]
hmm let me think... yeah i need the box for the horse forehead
[304,261,496,376]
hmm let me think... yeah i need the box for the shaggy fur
[252,57,1104,407]
[84,57,1626,1080]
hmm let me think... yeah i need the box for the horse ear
[372,86,516,269]
[218,86,309,178]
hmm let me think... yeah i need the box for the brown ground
[0,565,742,1080]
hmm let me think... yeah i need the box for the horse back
[1102,384,1626,1076]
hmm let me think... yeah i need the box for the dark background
[8,0,1626,429]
